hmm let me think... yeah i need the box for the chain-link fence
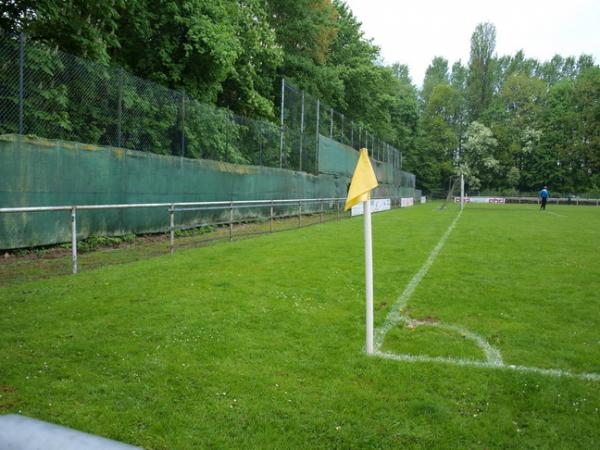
[280,79,403,169]
[1,31,405,175]
[0,32,306,170]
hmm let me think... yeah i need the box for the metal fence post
[180,92,186,157]
[71,206,78,274]
[117,67,123,147]
[337,199,340,221]
[227,113,232,163]
[259,123,264,166]
[270,200,274,233]
[18,33,25,135]
[329,108,333,139]
[169,204,175,254]
[298,200,302,228]
[229,201,234,241]
[315,99,320,175]
[279,78,285,168]
[299,90,304,171]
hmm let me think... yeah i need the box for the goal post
[438,176,461,210]
[460,172,465,211]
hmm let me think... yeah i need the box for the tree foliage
[1,4,598,193]
[418,20,598,194]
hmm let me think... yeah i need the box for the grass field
[1,202,599,449]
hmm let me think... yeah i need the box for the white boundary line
[546,211,567,218]
[376,351,600,382]
[374,209,600,382]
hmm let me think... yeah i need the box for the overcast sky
[344,0,600,86]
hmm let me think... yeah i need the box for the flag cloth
[344,148,379,211]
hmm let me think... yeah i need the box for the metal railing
[504,197,600,206]
[0,197,361,274]
[452,196,600,206]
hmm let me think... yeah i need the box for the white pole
[364,199,374,355]
[460,173,465,211]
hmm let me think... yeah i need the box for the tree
[1,0,122,64]
[418,84,462,191]
[572,67,600,190]
[421,56,449,105]
[265,0,339,102]
[467,22,496,121]
[460,121,499,190]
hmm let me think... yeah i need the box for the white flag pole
[364,198,374,355]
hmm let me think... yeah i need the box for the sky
[343,0,600,86]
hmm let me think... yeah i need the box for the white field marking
[397,317,503,365]
[373,210,463,350]
[374,208,600,382]
[430,321,503,365]
[376,351,600,382]
[546,211,567,218]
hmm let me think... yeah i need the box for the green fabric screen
[0,135,415,249]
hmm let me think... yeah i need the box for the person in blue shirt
[539,186,549,210]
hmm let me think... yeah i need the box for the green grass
[1,202,599,449]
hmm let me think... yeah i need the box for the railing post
[71,206,78,274]
[298,200,302,228]
[18,33,25,135]
[336,199,340,221]
[270,200,274,233]
[169,204,175,254]
[320,199,324,223]
[229,201,234,241]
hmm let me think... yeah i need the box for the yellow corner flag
[344,148,378,211]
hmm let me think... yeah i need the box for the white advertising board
[351,198,391,217]
[400,197,414,208]
[454,196,505,204]
[420,196,427,204]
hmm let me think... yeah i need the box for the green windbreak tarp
[0,135,415,249]
[318,136,415,194]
